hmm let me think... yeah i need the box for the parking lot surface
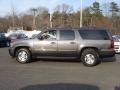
[0,48,120,90]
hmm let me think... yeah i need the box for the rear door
[58,30,77,57]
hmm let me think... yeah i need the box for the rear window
[78,30,110,40]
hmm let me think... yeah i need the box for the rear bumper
[99,49,115,58]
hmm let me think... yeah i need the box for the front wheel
[81,49,100,67]
[16,48,31,64]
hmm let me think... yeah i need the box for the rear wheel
[16,48,31,63]
[81,49,100,67]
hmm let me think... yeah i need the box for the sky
[0,0,120,16]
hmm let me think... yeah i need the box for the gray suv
[9,27,115,67]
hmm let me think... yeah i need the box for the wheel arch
[79,47,99,58]
[14,46,32,56]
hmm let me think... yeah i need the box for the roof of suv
[48,27,107,31]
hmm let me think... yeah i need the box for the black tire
[81,49,100,67]
[16,48,31,64]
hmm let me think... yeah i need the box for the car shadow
[115,86,120,90]
[31,56,116,64]
[19,83,100,90]
[30,58,81,63]
[0,46,8,48]
[0,46,5,48]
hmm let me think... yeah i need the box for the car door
[34,30,57,57]
[58,30,77,57]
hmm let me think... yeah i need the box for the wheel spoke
[85,54,95,65]
[18,51,28,62]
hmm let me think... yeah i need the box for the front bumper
[99,49,115,58]
[8,48,15,57]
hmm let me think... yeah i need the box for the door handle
[70,42,75,44]
[51,42,56,44]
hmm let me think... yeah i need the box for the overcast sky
[0,0,120,16]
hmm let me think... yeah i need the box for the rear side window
[60,30,75,40]
[78,30,110,40]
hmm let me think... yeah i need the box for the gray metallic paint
[9,29,115,58]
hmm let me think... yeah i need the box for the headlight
[10,42,13,47]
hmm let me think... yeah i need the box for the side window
[60,30,75,40]
[40,30,57,40]
[0,34,5,39]
[79,30,110,40]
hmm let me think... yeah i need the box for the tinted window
[60,30,75,40]
[0,33,5,38]
[79,30,110,40]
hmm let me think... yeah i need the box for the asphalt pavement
[0,48,120,90]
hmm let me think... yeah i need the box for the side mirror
[38,34,49,40]
[38,36,43,40]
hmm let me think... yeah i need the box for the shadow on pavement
[0,46,7,48]
[115,86,120,90]
[19,83,100,90]
[31,58,81,63]
[31,56,116,64]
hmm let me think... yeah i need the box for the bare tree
[53,4,74,28]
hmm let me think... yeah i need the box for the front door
[34,30,57,57]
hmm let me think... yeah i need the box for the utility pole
[12,10,15,28]
[31,8,37,30]
[80,0,83,27]
[11,5,15,28]
[50,13,53,28]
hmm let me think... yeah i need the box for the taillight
[110,39,114,49]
